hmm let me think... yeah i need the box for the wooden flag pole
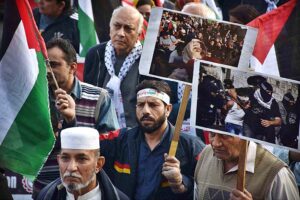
[168,84,191,157]
[236,139,249,192]
[46,59,59,90]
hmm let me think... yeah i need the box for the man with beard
[37,127,129,200]
[278,92,299,148]
[100,80,204,200]
[32,38,119,199]
[243,81,281,143]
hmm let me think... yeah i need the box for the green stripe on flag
[0,52,54,180]
[78,7,98,57]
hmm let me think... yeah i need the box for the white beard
[61,171,96,192]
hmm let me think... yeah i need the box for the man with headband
[243,81,281,143]
[37,127,128,200]
[100,80,204,200]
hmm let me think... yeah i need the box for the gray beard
[61,171,96,192]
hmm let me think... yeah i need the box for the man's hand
[230,189,252,200]
[261,117,281,127]
[261,119,273,127]
[55,88,75,123]
[168,68,189,81]
[162,153,186,193]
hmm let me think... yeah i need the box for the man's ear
[58,1,66,13]
[166,104,173,117]
[69,62,77,75]
[96,156,105,174]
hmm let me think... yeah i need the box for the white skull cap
[61,127,99,150]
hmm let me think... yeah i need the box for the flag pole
[45,59,59,90]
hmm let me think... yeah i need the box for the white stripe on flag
[250,45,280,77]
[78,0,94,20]
[0,22,38,144]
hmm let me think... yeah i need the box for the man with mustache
[37,127,129,200]
[100,80,204,200]
[32,38,119,198]
[84,6,144,129]
[194,132,299,200]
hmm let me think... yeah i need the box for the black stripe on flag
[276,0,300,81]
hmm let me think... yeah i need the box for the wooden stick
[168,84,191,156]
[46,59,59,90]
[236,139,249,192]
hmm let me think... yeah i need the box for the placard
[191,60,300,151]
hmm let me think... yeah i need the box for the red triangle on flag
[247,0,297,64]
[16,0,48,59]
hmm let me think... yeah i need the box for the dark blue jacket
[36,170,128,200]
[100,123,205,200]
[33,8,79,53]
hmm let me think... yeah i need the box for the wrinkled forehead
[209,132,239,142]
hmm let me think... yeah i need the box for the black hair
[46,38,77,64]
[56,0,72,15]
[136,80,172,98]
[229,4,260,24]
[136,0,155,8]
[223,79,234,89]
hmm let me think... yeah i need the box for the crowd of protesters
[1,0,300,199]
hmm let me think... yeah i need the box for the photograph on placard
[139,8,258,85]
[191,60,300,150]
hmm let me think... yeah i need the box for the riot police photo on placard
[191,60,300,151]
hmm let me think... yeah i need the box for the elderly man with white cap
[37,127,129,200]
[99,80,204,200]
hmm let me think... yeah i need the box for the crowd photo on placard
[150,10,247,83]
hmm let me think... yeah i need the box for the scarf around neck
[104,40,142,128]
[254,89,274,109]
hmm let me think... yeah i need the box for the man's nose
[117,27,125,37]
[142,104,151,114]
[212,134,223,147]
[66,159,78,172]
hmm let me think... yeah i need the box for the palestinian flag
[121,0,138,6]
[78,0,99,57]
[248,0,300,81]
[0,0,54,180]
